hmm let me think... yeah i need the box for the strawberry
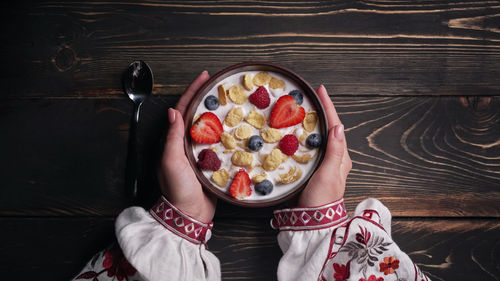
[270,95,305,128]
[229,169,252,200]
[190,112,223,143]
[249,86,271,109]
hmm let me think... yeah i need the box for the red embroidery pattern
[149,196,213,245]
[76,244,137,281]
[359,275,384,281]
[271,199,348,231]
[333,262,350,281]
[102,246,137,280]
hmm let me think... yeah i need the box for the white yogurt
[192,71,320,202]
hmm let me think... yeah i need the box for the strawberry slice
[190,112,223,143]
[270,95,306,128]
[229,169,252,200]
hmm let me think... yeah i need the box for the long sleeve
[72,196,221,281]
[272,198,349,281]
[275,198,431,281]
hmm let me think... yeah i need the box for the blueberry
[204,95,219,110]
[288,90,303,105]
[306,133,322,148]
[247,135,264,151]
[255,180,273,195]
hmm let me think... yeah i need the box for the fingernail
[168,108,176,124]
[320,84,326,91]
[334,124,344,140]
[202,70,208,76]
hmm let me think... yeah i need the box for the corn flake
[292,153,313,164]
[260,128,282,143]
[212,169,229,187]
[218,85,227,105]
[220,132,236,149]
[263,148,288,171]
[303,111,318,132]
[234,125,252,140]
[231,151,254,166]
[224,107,243,127]
[275,166,302,184]
[251,173,267,184]
[253,72,271,86]
[245,110,266,129]
[228,85,247,104]
[269,77,285,90]
[243,73,254,91]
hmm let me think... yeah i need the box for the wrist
[149,196,214,244]
[170,200,214,224]
[271,198,348,231]
[297,192,344,208]
[160,188,215,223]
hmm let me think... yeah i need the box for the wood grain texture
[1,95,498,217]
[1,217,499,281]
[1,0,499,97]
[2,0,499,279]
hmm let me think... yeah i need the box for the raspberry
[249,86,270,109]
[197,149,221,171]
[279,134,299,156]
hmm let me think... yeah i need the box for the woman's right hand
[297,85,352,207]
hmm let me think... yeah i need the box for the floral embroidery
[340,226,392,274]
[102,246,137,280]
[356,226,371,245]
[359,275,384,281]
[333,262,350,281]
[379,256,400,275]
[76,244,137,281]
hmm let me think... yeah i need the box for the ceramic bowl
[184,62,328,207]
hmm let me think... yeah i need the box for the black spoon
[122,60,153,199]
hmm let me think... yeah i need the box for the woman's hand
[297,85,352,207]
[157,71,217,223]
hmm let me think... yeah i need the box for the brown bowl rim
[183,61,328,208]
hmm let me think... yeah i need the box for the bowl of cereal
[184,62,328,207]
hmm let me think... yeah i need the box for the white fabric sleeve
[272,198,349,281]
[116,196,221,281]
[318,198,431,281]
[71,196,221,281]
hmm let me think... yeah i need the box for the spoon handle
[125,102,142,199]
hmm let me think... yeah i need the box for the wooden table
[2,1,499,280]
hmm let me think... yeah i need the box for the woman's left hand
[157,71,217,223]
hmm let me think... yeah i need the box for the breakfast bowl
[184,62,328,207]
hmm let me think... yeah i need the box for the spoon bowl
[123,61,153,116]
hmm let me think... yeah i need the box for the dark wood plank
[340,95,500,217]
[1,0,499,97]
[1,95,499,217]
[1,217,499,281]
[0,217,116,280]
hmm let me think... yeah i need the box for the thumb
[320,124,345,172]
[165,108,186,159]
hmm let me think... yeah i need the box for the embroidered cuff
[149,196,214,245]
[271,198,348,231]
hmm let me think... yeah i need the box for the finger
[316,85,341,129]
[176,70,210,116]
[318,124,345,173]
[164,108,186,160]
